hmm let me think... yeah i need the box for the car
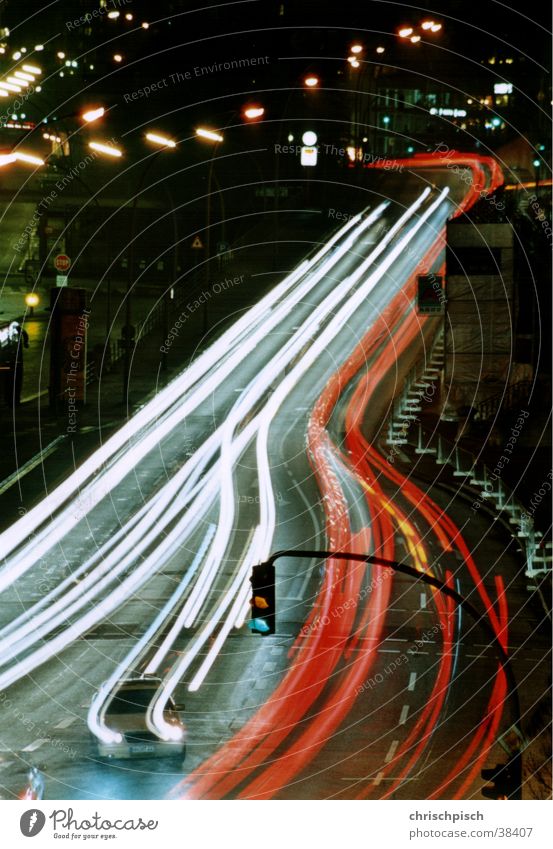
[95,677,186,761]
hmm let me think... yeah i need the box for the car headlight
[165,725,184,742]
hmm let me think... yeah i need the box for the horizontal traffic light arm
[258,549,521,739]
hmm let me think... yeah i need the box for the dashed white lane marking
[262,662,276,673]
[399,704,410,725]
[408,672,417,691]
[378,649,401,653]
[385,740,399,763]
[420,592,427,609]
[54,717,77,730]
[22,738,49,752]
[373,771,384,786]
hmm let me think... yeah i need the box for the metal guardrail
[386,328,444,447]
[409,421,549,581]
[384,329,549,582]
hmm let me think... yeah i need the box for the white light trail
[87,527,215,744]
[0,207,370,591]
[147,189,448,698]
[0,190,450,706]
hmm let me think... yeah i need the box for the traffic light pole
[261,549,522,737]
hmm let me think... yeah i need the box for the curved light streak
[0,207,368,580]
[87,527,215,745]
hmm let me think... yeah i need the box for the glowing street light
[243,106,265,120]
[25,293,39,315]
[350,43,363,54]
[14,71,35,82]
[141,22,150,29]
[410,35,421,43]
[195,127,224,142]
[146,131,176,148]
[57,51,65,59]
[34,44,44,51]
[0,81,22,93]
[14,151,45,166]
[82,106,105,123]
[376,46,385,54]
[107,10,120,18]
[0,90,8,98]
[421,20,434,30]
[430,23,442,32]
[0,153,17,166]
[89,140,122,157]
[113,54,123,63]
[348,57,360,68]
[7,76,29,87]
[304,75,319,87]
[398,26,413,38]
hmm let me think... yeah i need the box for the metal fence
[384,327,549,581]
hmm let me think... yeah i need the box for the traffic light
[248,562,275,635]
[481,753,522,800]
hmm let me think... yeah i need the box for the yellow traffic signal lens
[253,596,269,609]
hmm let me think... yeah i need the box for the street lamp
[304,75,319,88]
[145,131,176,148]
[145,130,178,372]
[195,106,265,331]
[0,153,17,166]
[195,127,225,335]
[243,106,265,120]
[13,151,44,166]
[82,106,105,123]
[25,292,39,316]
[121,131,176,400]
[89,140,122,157]
[195,127,224,142]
